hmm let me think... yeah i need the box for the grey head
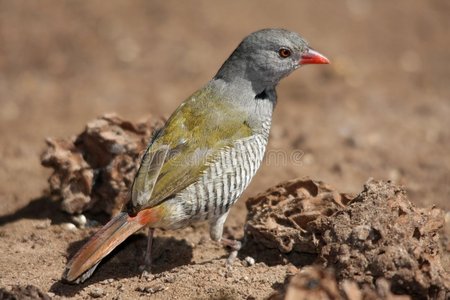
[215,28,329,95]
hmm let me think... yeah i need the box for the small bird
[62,28,329,283]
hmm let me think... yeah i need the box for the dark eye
[278,48,292,58]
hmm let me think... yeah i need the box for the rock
[271,266,412,300]
[284,266,341,300]
[71,214,87,228]
[318,180,448,298]
[245,178,353,254]
[246,178,450,299]
[41,113,164,216]
[61,222,77,231]
[34,219,51,229]
[244,256,255,266]
[89,287,105,298]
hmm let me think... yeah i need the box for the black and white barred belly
[178,125,270,222]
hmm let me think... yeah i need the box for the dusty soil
[1,1,449,299]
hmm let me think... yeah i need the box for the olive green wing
[129,88,252,213]
[130,144,170,211]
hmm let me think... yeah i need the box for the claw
[139,269,154,281]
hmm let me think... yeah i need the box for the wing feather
[128,87,253,213]
[131,144,169,210]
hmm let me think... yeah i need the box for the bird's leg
[139,228,154,278]
[144,227,154,267]
[210,212,241,266]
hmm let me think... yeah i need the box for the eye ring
[278,48,292,58]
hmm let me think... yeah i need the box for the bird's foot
[220,238,242,266]
[138,264,154,281]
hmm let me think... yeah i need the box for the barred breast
[177,118,271,223]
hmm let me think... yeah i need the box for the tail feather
[62,212,145,283]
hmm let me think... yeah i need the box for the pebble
[71,214,87,228]
[89,287,105,298]
[244,256,255,266]
[136,285,167,294]
[34,219,51,229]
[117,284,125,292]
[164,275,175,283]
[61,223,77,231]
[99,278,115,285]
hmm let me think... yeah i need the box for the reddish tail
[62,209,157,283]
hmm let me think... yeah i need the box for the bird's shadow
[0,195,193,297]
[0,196,68,226]
[216,229,318,268]
[0,195,111,226]
[237,238,317,268]
[50,232,193,297]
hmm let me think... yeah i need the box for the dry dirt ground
[0,1,449,299]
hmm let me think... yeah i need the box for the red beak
[300,48,330,65]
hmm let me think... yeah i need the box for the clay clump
[41,114,164,216]
[245,178,354,254]
[246,179,449,299]
[269,265,412,300]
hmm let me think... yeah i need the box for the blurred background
[1,0,449,220]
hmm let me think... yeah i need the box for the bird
[62,28,329,283]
